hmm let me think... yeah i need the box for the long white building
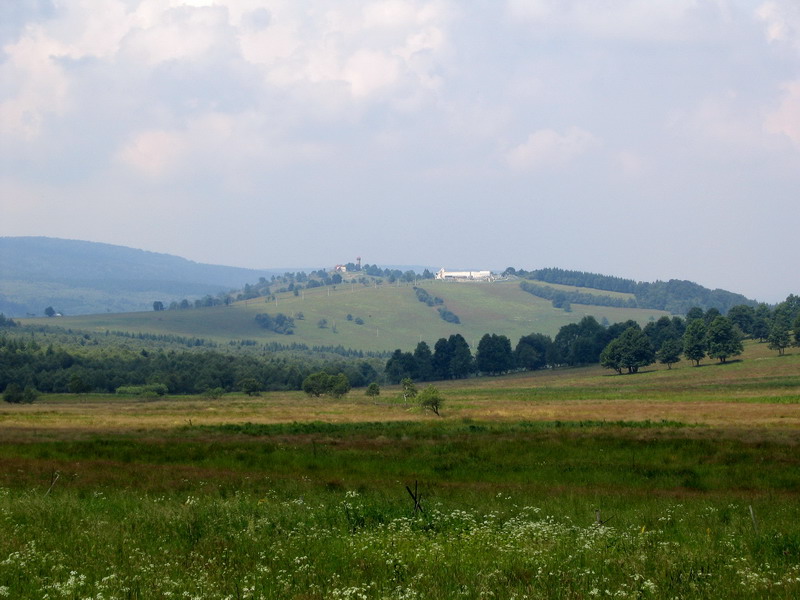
[435,268,493,281]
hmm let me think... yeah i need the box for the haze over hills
[2,237,761,335]
[0,237,287,316]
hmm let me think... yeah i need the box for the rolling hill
[0,237,284,316]
[23,279,672,353]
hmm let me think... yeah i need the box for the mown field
[1,342,799,599]
[22,279,670,352]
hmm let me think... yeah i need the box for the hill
[23,279,672,352]
[0,237,283,316]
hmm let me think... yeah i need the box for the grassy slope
[22,280,670,351]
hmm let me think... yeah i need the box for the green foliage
[0,313,18,328]
[656,338,683,369]
[437,307,461,324]
[767,318,791,356]
[400,378,418,401]
[418,384,443,415]
[413,287,443,306]
[521,280,636,309]
[0,329,379,395]
[254,312,295,335]
[237,377,262,396]
[600,326,655,374]
[706,316,744,363]
[328,373,351,398]
[514,332,552,371]
[524,268,756,314]
[301,371,350,398]
[476,333,514,375]
[3,383,23,403]
[115,384,168,397]
[68,373,91,394]
[794,314,800,347]
[365,382,380,397]
[302,372,330,397]
[683,319,707,366]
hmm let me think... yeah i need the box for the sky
[1,0,799,303]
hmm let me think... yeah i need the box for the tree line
[385,295,800,382]
[509,267,757,314]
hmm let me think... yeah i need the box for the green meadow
[24,280,670,352]
[2,343,800,598]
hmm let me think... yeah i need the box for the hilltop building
[435,268,494,281]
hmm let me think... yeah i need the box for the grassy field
[22,280,670,352]
[1,343,799,598]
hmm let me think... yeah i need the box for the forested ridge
[514,267,756,314]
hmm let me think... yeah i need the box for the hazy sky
[2,1,799,302]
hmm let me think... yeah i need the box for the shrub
[116,384,169,397]
[418,384,444,416]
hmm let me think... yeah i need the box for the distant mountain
[0,237,282,316]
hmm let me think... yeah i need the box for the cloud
[506,0,733,42]
[506,127,599,170]
[0,28,71,140]
[756,1,800,48]
[765,81,800,146]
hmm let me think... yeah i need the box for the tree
[476,333,514,375]
[683,319,707,366]
[727,305,755,336]
[767,318,791,356]
[752,304,772,342]
[685,307,704,322]
[795,314,800,347]
[413,341,434,381]
[68,373,91,394]
[514,333,552,371]
[3,383,23,403]
[599,338,624,375]
[328,373,351,398]
[238,377,262,396]
[44,306,56,317]
[706,316,743,363]
[400,378,418,402]
[365,382,380,397]
[385,349,417,384]
[599,327,654,374]
[432,338,452,379]
[302,372,330,397]
[448,334,474,378]
[152,301,165,312]
[418,384,443,416]
[656,338,682,369]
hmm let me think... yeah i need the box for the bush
[116,384,168,397]
[365,382,380,397]
[438,308,461,324]
[3,383,23,403]
[418,384,443,416]
[302,372,351,398]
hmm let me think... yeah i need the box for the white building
[435,268,493,281]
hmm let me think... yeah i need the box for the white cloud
[0,29,71,140]
[116,129,188,179]
[756,1,800,47]
[765,81,800,146]
[506,127,599,170]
